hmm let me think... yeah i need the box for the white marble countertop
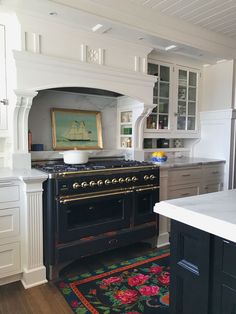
[156,157,225,169]
[154,189,236,242]
[0,167,48,181]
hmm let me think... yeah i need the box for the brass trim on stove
[135,186,160,192]
[57,165,159,177]
[59,189,133,204]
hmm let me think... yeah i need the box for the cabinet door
[0,24,7,130]
[170,220,211,314]
[211,237,236,314]
[176,67,198,132]
[146,62,172,131]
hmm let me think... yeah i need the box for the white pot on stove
[59,150,89,164]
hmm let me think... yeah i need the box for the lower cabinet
[0,242,21,278]
[170,220,236,314]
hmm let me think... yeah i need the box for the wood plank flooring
[0,243,167,314]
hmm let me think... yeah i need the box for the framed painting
[51,108,103,150]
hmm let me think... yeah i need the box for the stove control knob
[118,178,124,183]
[89,181,96,187]
[81,181,89,188]
[105,179,111,185]
[150,175,157,180]
[112,178,118,184]
[97,180,103,186]
[125,177,131,183]
[73,182,80,189]
[144,175,150,181]
[132,176,138,182]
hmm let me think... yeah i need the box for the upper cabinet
[146,62,172,132]
[176,66,198,132]
[145,60,200,138]
[0,24,7,131]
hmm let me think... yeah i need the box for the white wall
[201,60,234,111]
[28,90,117,151]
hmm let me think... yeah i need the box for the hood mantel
[9,49,156,169]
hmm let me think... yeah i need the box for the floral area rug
[57,250,170,314]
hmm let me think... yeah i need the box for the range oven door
[134,186,159,225]
[57,190,133,242]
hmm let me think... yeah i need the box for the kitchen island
[154,189,236,314]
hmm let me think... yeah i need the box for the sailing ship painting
[51,108,103,150]
[64,120,91,141]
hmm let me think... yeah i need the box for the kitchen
[0,0,236,313]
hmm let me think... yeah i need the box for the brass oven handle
[135,186,159,192]
[59,190,133,204]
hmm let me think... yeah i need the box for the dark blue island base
[170,220,236,314]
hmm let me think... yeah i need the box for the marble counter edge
[157,158,226,169]
[0,168,48,181]
[154,200,236,243]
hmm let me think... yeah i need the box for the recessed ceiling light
[216,59,227,64]
[92,24,103,32]
[49,12,58,16]
[165,45,177,51]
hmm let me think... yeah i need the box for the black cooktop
[33,159,154,175]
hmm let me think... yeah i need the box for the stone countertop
[154,189,236,243]
[155,157,225,169]
[0,167,48,181]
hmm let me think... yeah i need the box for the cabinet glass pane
[160,65,170,82]
[187,117,195,130]
[148,63,158,76]
[160,82,169,98]
[159,98,169,114]
[159,115,168,129]
[179,70,187,86]
[188,102,196,115]
[146,114,157,129]
[189,72,197,86]
[178,86,187,100]
[178,101,186,115]
[188,87,196,101]
[177,116,186,130]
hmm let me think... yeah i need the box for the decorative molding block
[81,44,105,65]
[134,56,147,73]
[24,32,41,54]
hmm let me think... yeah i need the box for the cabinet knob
[0,99,8,106]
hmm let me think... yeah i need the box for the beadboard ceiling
[129,0,236,39]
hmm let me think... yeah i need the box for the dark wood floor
[0,243,167,314]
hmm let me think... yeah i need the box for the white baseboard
[0,273,22,286]
[157,232,170,248]
[21,266,47,289]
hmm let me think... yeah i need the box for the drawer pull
[212,171,219,175]
[182,174,191,177]
[180,193,190,196]
[108,239,118,245]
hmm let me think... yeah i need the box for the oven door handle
[59,190,133,204]
[135,186,159,192]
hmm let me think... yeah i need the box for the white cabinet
[146,61,172,131]
[0,180,21,279]
[145,60,200,140]
[0,24,7,131]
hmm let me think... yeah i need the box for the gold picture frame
[51,108,103,150]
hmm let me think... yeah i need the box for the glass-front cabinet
[146,62,171,131]
[119,111,133,149]
[176,67,198,131]
[146,61,199,136]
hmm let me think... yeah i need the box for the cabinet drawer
[168,168,201,185]
[201,183,223,194]
[168,184,199,199]
[203,164,224,182]
[0,208,19,239]
[0,184,20,203]
[0,242,20,277]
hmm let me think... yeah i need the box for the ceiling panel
[129,0,236,39]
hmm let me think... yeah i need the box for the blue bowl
[151,156,168,163]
